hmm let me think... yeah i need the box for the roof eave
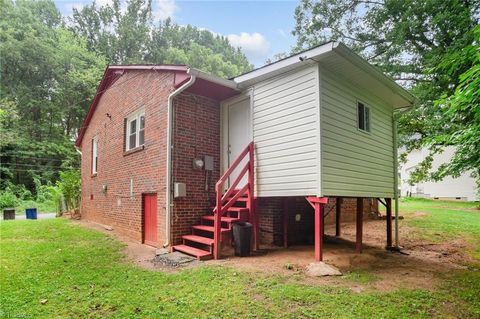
[332,43,415,108]
[234,42,336,86]
[187,67,239,90]
[233,42,414,108]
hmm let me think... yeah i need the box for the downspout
[392,114,400,248]
[163,73,196,248]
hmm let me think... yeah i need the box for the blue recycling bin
[26,208,37,220]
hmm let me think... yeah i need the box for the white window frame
[92,137,98,175]
[357,101,371,133]
[126,108,145,151]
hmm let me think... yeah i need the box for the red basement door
[143,193,157,247]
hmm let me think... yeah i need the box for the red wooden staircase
[172,142,256,260]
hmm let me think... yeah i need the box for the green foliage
[1,0,252,195]
[0,190,18,210]
[3,183,32,201]
[57,170,81,211]
[293,0,480,188]
[47,184,62,214]
[33,177,53,202]
[71,0,253,77]
[0,0,103,190]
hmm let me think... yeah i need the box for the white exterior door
[226,97,251,188]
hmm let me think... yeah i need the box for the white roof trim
[234,42,336,84]
[233,42,414,107]
[187,67,239,90]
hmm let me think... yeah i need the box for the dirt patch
[72,217,474,291]
[410,211,428,218]
[208,220,473,292]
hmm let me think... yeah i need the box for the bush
[34,177,53,202]
[6,183,32,201]
[0,190,18,210]
[48,185,62,215]
[57,170,80,212]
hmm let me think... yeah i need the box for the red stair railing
[214,142,255,259]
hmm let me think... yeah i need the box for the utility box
[174,182,186,198]
[204,155,214,171]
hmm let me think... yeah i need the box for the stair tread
[202,215,240,223]
[182,234,214,245]
[227,207,249,212]
[192,225,230,233]
[172,244,212,260]
[211,206,250,212]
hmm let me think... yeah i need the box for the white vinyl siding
[320,66,395,198]
[252,65,320,197]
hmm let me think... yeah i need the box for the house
[75,42,413,261]
[400,147,479,201]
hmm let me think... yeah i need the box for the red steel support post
[356,197,363,253]
[314,202,324,261]
[214,185,222,259]
[386,197,392,248]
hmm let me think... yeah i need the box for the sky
[56,0,301,66]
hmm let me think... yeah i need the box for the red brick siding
[170,93,221,245]
[258,197,379,246]
[80,70,174,244]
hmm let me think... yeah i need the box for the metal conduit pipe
[163,74,196,248]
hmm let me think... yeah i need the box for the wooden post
[314,202,323,261]
[356,197,363,253]
[335,197,342,237]
[386,197,392,248]
[283,197,289,248]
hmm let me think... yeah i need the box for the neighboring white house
[400,147,479,201]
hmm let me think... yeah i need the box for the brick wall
[170,93,221,245]
[258,197,379,246]
[80,70,174,244]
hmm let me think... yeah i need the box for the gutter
[392,114,400,248]
[163,74,197,248]
[187,68,238,89]
[391,105,412,248]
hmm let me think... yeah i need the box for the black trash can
[3,208,15,220]
[232,222,252,257]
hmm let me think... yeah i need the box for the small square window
[357,102,370,132]
[125,108,145,151]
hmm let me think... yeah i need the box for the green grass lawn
[392,198,480,259]
[1,199,479,318]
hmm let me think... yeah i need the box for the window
[357,102,370,132]
[126,109,145,151]
[92,137,98,175]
